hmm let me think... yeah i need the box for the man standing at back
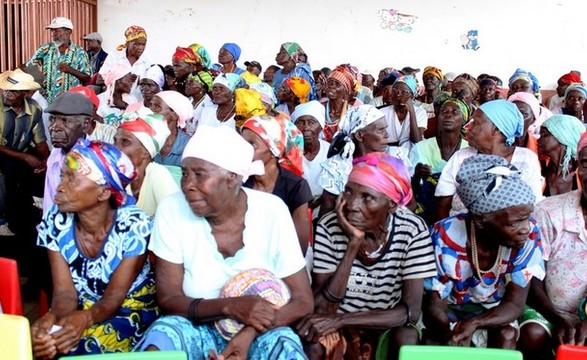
[27,17,91,104]
[83,32,108,75]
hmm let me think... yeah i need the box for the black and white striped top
[313,208,437,313]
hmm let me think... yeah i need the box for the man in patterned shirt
[27,17,91,104]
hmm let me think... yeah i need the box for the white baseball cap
[83,32,102,42]
[46,17,73,30]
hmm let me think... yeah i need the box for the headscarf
[542,114,586,180]
[341,64,362,92]
[250,82,277,107]
[328,65,356,95]
[188,70,214,93]
[443,97,471,123]
[143,65,165,90]
[564,83,587,99]
[284,77,310,103]
[182,125,264,182]
[235,88,266,123]
[66,139,137,208]
[221,43,241,62]
[348,152,412,206]
[456,154,535,214]
[213,73,242,92]
[393,75,418,95]
[154,91,193,129]
[116,25,147,51]
[188,43,212,68]
[318,105,385,195]
[281,42,304,63]
[119,112,171,158]
[242,115,304,176]
[101,63,132,87]
[453,73,480,98]
[508,68,540,97]
[478,100,524,147]
[172,47,201,65]
[291,100,326,129]
[423,66,444,82]
[68,86,100,109]
[507,92,541,123]
[577,131,587,158]
[559,72,581,85]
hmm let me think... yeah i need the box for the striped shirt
[313,208,437,313]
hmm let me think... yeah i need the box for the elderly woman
[292,101,329,202]
[300,153,436,360]
[138,65,165,109]
[418,66,445,118]
[317,105,391,219]
[507,68,541,100]
[537,114,585,196]
[216,42,244,75]
[380,75,427,150]
[114,112,180,216]
[241,115,313,255]
[424,154,544,348]
[100,26,150,97]
[199,73,241,129]
[184,70,214,135]
[171,47,202,96]
[435,100,543,219]
[321,65,362,142]
[547,72,581,112]
[508,92,542,151]
[272,42,316,100]
[451,73,479,108]
[275,76,311,115]
[409,97,470,225]
[97,64,138,127]
[520,131,587,359]
[31,139,158,358]
[150,91,193,168]
[556,83,587,123]
[135,125,313,359]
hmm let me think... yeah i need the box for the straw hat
[0,69,41,91]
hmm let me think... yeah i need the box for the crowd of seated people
[2,16,587,360]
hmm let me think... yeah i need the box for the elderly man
[27,17,91,104]
[0,69,49,236]
[83,32,108,75]
[42,92,93,215]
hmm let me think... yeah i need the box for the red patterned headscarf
[117,25,147,51]
[328,66,356,95]
[172,47,202,65]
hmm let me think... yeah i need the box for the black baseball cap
[244,61,262,72]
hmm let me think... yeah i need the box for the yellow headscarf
[116,25,147,51]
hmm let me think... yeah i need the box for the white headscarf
[291,100,326,129]
[155,91,193,129]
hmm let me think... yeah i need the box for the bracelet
[322,286,345,303]
[188,298,203,324]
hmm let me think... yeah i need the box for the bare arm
[405,98,423,144]
[423,291,451,343]
[292,203,310,256]
[317,190,337,221]
[436,195,453,222]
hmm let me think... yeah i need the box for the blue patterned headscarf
[213,73,245,92]
[508,68,540,97]
[478,100,524,147]
[456,154,535,214]
[66,139,137,208]
[393,74,418,95]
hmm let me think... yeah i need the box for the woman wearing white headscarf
[135,125,313,359]
[114,112,180,217]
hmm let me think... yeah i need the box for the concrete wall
[97,0,587,88]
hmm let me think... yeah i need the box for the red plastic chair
[0,257,23,315]
[556,344,587,360]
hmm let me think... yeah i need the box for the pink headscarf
[348,152,412,206]
[154,91,193,129]
[507,92,541,123]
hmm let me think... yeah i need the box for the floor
[20,277,41,324]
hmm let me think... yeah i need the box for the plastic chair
[63,351,188,359]
[0,314,33,360]
[398,345,523,360]
[0,257,23,315]
[556,344,587,360]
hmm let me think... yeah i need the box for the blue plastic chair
[399,345,523,359]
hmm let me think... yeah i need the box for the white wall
[97,0,587,89]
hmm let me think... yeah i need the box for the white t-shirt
[150,188,306,299]
[198,104,236,130]
[303,139,330,198]
[381,105,428,151]
[96,92,138,123]
[186,94,214,136]
[434,146,544,215]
